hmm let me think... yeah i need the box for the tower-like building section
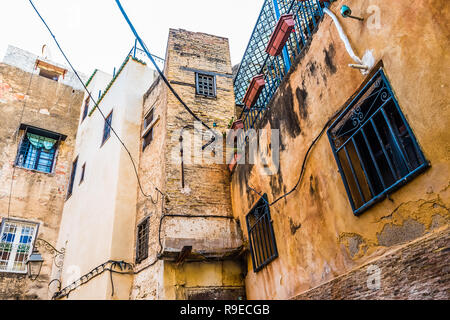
[132,29,245,300]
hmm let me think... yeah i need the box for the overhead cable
[28,0,162,203]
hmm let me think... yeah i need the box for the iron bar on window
[327,69,429,215]
[246,195,278,272]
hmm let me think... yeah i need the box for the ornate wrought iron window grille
[246,195,278,272]
[196,73,216,98]
[136,218,149,264]
[327,69,429,216]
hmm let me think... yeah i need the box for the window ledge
[0,271,28,277]
[13,165,55,177]
[195,94,217,100]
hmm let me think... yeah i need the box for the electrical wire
[53,211,236,299]
[246,113,340,208]
[114,0,217,150]
[28,0,162,203]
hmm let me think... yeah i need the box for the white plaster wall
[2,45,87,90]
[54,59,156,300]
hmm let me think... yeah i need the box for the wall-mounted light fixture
[341,5,364,21]
[27,238,66,282]
[26,249,44,280]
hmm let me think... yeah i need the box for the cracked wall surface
[131,29,245,300]
[230,0,450,300]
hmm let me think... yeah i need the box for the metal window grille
[67,157,78,198]
[246,195,278,272]
[16,134,57,174]
[102,111,113,145]
[0,219,38,273]
[196,73,216,97]
[327,69,429,216]
[136,218,149,264]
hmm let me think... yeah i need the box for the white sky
[0,0,263,76]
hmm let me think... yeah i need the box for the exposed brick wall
[131,29,245,300]
[293,227,450,300]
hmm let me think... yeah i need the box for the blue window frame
[246,195,278,272]
[102,110,113,146]
[327,69,429,216]
[16,131,58,174]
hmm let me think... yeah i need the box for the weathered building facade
[1,0,448,301]
[231,0,450,300]
[0,46,84,299]
[53,55,156,300]
[131,29,245,300]
[51,29,245,300]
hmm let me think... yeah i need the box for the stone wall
[54,58,155,300]
[294,226,450,300]
[231,0,450,300]
[131,29,245,300]
[0,62,84,299]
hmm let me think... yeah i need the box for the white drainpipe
[323,7,373,74]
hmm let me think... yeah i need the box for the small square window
[327,69,429,215]
[0,219,38,274]
[102,111,113,146]
[136,218,149,264]
[246,195,278,272]
[196,73,216,98]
